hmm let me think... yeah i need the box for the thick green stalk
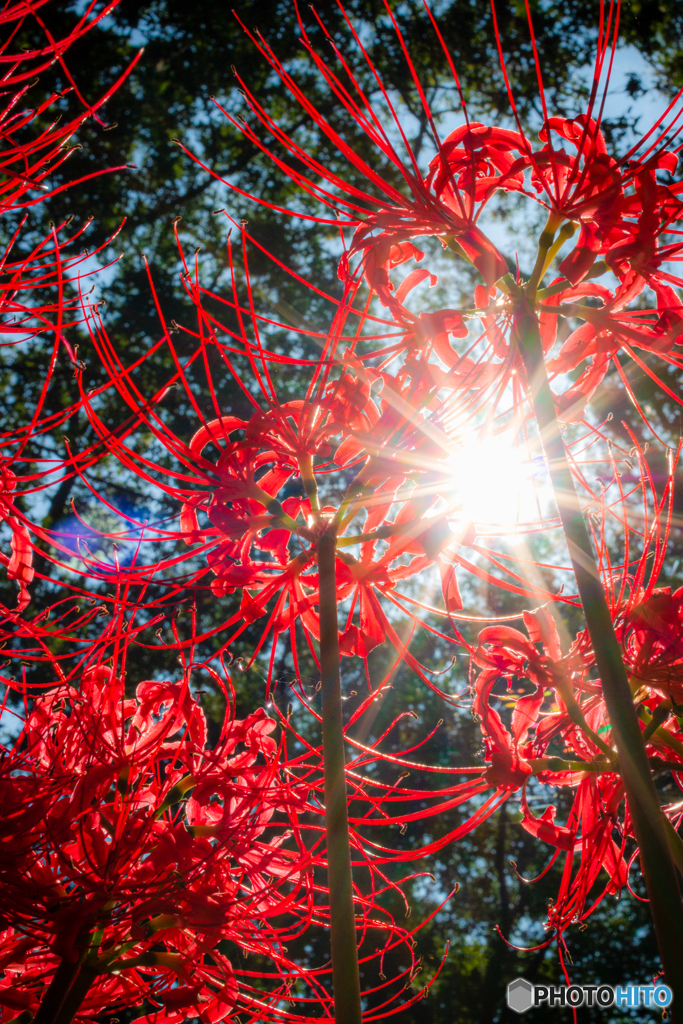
[51,964,97,1024]
[32,958,81,1024]
[317,526,362,1024]
[514,296,683,1011]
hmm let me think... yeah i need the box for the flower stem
[317,525,362,1024]
[51,964,97,1024]
[32,958,81,1024]
[513,295,683,1012]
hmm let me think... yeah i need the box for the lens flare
[448,434,542,529]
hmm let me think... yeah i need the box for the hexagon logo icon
[507,978,534,1013]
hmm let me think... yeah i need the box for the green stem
[552,674,615,760]
[526,211,563,296]
[536,261,607,300]
[317,525,362,1024]
[531,754,683,775]
[640,703,671,743]
[529,756,611,773]
[299,453,320,512]
[32,958,81,1024]
[51,964,97,1024]
[637,706,683,760]
[513,296,683,1013]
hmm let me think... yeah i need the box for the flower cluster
[0,649,315,1023]
[192,3,683,430]
[4,0,683,1016]
[470,588,683,944]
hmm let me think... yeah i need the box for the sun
[447,433,543,530]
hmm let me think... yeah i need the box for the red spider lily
[468,597,683,946]
[174,0,683,432]
[61,258,631,676]
[11,0,683,1011]
[464,439,683,950]
[30,244,652,1023]
[67,246,576,689]
[619,587,683,703]
[0,0,140,285]
[0,463,34,612]
[40,263,496,1022]
[0,643,317,1023]
[56,238,473,654]
[0,585,465,1024]
[20,141,681,1018]
[313,437,674,966]
[195,14,510,287]
[182,12,683,995]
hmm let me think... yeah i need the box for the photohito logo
[507,979,673,1013]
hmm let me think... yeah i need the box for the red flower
[0,650,314,1022]
[15,2,683,1004]
[619,587,683,702]
[173,3,683,435]
[468,588,683,944]
[0,464,34,612]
